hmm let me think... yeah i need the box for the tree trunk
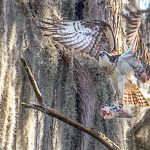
[0,0,149,150]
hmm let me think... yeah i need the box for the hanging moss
[75,0,88,20]
[61,0,74,19]
[1,1,148,150]
[59,52,80,150]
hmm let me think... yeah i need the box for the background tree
[0,0,149,150]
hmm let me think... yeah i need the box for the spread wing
[38,19,116,57]
[122,81,149,107]
[124,5,150,80]
[124,5,141,51]
[124,5,150,61]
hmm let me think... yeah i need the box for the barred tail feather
[123,83,149,107]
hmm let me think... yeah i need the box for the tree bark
[0,0,149,150]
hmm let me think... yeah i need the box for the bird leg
[117,75,126,103]
[100,75,128,119]
[112,89,120,101]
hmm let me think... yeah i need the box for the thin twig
[22,102,121,150]
[20,56,43,105]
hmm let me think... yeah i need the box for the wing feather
[39,19,116,56]
[66,35,92,50]
[124,5,150,68]
[123,6,141,52]
[122,82,149,107]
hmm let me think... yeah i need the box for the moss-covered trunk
[0,0,149,150]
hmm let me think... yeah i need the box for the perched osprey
[38,6,150,119]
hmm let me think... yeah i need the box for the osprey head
[98,51,120,67]
[99,51,111,61]
[98,51,113,67]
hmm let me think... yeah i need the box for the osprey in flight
[39,6,150,119]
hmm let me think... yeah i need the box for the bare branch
[22,102,121,150]
[20,56,43,105]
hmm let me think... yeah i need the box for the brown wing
[124,5,150,81]
[38,19,116,57]
[124,5,150,61]
[122,81,149,107]
[123,5,141,52]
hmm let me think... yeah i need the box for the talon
[100,106,114,119]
